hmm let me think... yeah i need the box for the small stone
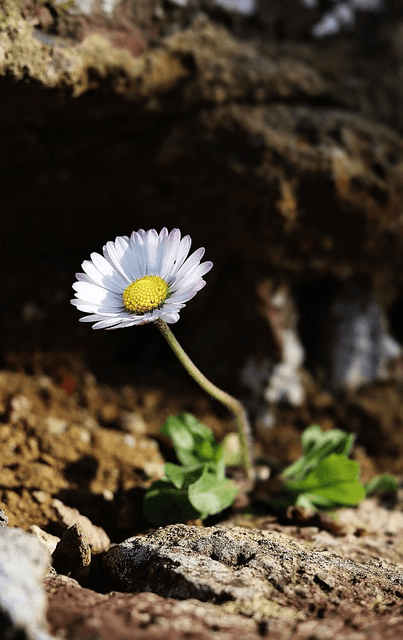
[0,509,8,527]
[52,499,110,552]
[45,416,68,434]
[32,490,48,504]
[52,523,91,581]
[119,411,147,434]
[29,525,60,555]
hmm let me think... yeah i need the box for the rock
[52,523,91,580]
[45,574,260,640]
[45,570,403,640]
[0,526,54,640]
[52,499,110,552]
[46,519,403,640]
[29,525,60,555]
[104,524,270,600]
[103,523,403,624]
[3,5,403,399]
[0,509,8,527]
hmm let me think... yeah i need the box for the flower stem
[154,317,253,480]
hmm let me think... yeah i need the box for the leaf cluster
[276,425,397,510]
[143,413,238,526]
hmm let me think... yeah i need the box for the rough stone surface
[52,498,110,552]
[45,574,261,640]
[52,523,91,580]
[45,572,403,640]
[0,526,54,640]
[2,6,403,392]
[29,525,60,555]
[104,523,403,623]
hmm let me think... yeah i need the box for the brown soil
[0,366,237,541]
[1,358,403,539]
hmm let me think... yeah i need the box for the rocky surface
[0,526,53,640]
[45,575,261,640]
[45,571,403,640]
[104,523,403,615]
[2,2,403,395]
[50,515,403,639]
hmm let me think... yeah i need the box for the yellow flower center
[123,275,169,314]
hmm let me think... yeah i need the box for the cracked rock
[103,523,403,618]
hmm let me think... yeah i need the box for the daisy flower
[71,228,213,330]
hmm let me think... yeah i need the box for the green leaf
[194,439,215,461]
[213,443,224,464]
[365,474,399,496]
[143,479,199,526]
[180,413,215,443]
[188,466,239,519]
[160,413,221,466]
[161,415,195,452]
[164,462,206,489]
[282,425,355,481]
[284,454,365,506]
[301,424,324,455]
[214,456,226,480]
[164,462,187,489]
[146,413,239,524]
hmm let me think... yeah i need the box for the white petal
[75,272,97,285]
[79,314,107,322]
[72,282,121,305]
[159,229,182,280]
[171,247,205,283]
[162,311,180,323]
[82,260,125,294]
[144,229,160,273]
[129,232,148,278]
[103,241,131,282]
[173,235,192,274]
[171,261,212,292]
[169,280,206,304]
[155,227,169,272]
[90,251,126,285]
[114,236,142,282]
[92,317,127,330]
[73,302,123,314]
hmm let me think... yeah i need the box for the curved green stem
[154,318,253,480]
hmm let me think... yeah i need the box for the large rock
[45,510,403,640]
[45,574,261,640]
[0,526,54,640]
[45,572,403,640]
[103,523,403,624]
[2,7,403,393]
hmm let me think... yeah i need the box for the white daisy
[71,228,213,329]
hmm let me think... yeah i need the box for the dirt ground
[1,356,402,542]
